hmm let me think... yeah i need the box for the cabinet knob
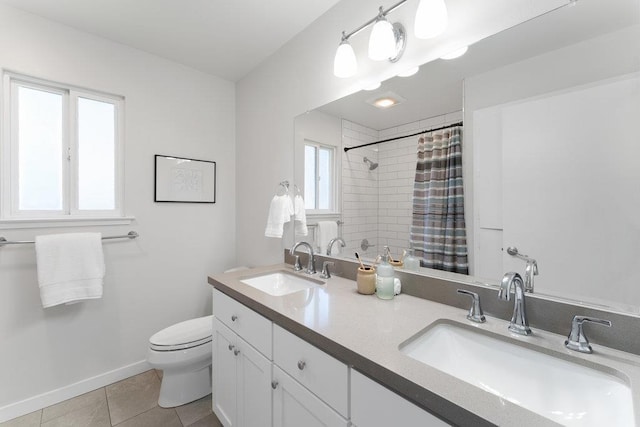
[231,315,238,322]
[271,380,279,390]
[228,344,235,351]
[297,360,306,370]
[233,349,240,356]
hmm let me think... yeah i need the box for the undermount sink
[400,321,634,426]
[239,270,322,296]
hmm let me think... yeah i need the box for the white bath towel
[294,195,308,236]
[265,195,294,238]
[317,221,339,255]
[35,233,105,308]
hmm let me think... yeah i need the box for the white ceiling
[0,0,342,82]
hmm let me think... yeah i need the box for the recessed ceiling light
[397,66,420,77]
[374,98,398,108]
[365,90,406,109]
[440,46,468,60]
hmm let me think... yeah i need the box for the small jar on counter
[356,267,376,295]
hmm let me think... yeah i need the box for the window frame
[1,71,128,227]
[303,139,337,214]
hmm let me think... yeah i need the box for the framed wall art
[154,155,216,203]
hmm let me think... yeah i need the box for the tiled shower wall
[341,111,462,261]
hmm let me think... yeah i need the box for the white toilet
[147,315,213,408]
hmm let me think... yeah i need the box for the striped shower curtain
[410,126,468,274]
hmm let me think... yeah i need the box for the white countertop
[209,263,640,426]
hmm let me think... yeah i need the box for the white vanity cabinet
[351,370,450,427]
[212,290,273,427]
[272,325,349,426]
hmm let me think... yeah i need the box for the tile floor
[1,370,222,427]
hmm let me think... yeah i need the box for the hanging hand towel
[294,195,308,236]
[317,221,339,255]
[265,195,294,238]
[35,232,105,308]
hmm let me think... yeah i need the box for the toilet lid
[150,315,213,351]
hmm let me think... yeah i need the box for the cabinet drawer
[351,370,450,427]
[273,324,348,418]
[213,289,272,359]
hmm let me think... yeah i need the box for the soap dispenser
[376,246,395,300]
[404,248,420,272]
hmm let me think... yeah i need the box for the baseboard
[0,360,152,423]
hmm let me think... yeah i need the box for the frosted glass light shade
[414,0,448,39]
[333,40,357,78]
[368,17,396,61]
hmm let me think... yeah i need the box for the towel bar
[0,231,139,247]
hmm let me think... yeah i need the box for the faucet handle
[565,315,612,354]
[320,261,334,279]
[457,289,486,323]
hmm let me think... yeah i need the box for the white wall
[235,0,567,267]
[0,4,236,420]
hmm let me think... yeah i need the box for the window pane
[18,86,63,211]
[304,145,316,209]
[78,97,115,210]
[318,147,332,210]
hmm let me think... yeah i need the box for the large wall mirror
[294,0,640,314]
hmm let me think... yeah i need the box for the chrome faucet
[498,272,532,335]
[565,315,611,354]
[290,241,316,274]
[326,237,346,255]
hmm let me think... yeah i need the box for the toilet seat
[149,315,213,352]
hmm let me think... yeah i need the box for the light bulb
[414,0,448,39]
[368,15,396,61]
[333,38,357,78]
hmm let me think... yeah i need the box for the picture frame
[154,155,216,203]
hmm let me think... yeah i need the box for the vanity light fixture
[440,45,468,59]
[333,0,413,78]
[334,32,358,78]
[414,0,448,39]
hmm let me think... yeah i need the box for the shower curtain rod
[343,121,463,153]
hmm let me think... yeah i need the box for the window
[2,72,124,223]
[304,140,335,211]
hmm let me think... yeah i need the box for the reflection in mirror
[294,0,640,314]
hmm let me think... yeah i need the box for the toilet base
[158,365,212,408]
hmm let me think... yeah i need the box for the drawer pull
[233,349,240,356]
[231,315,238,322]
[271,380,279,390]
[297,360,306,370]
[228,344,235,351]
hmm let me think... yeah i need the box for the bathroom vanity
[208,262,640,426]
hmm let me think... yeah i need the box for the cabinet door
[351,370,450,427]
[237,338,272,427]
[213,318,238,427]
[272,366,348,427]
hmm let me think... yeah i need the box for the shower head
[363,157,379,170]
